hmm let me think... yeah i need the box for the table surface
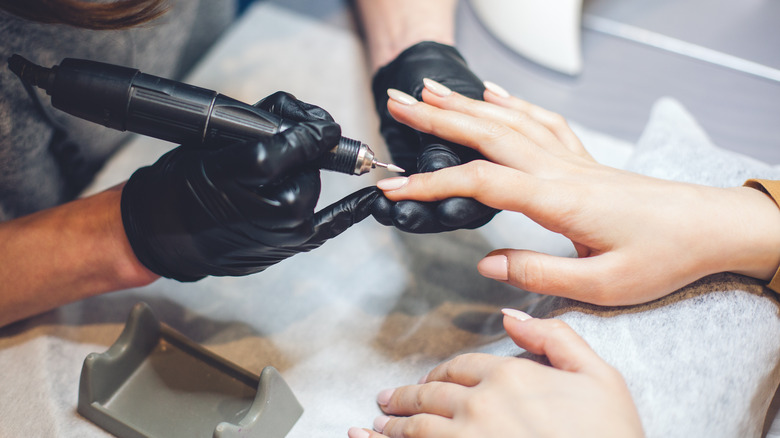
[1,1,779,437]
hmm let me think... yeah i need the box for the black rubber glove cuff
[121,161,205,282]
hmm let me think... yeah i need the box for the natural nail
[377,177,408,191]
[373,415,390,433]
[478,255,509,280]
[348,427,370,438]
[418,372,429,384]
[387,88,418,105]
[502,308,533,321]
[423,78,452,97]
[484,80,510,98]
[377,388,394,406]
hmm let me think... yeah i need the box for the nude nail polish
[387,88,418,105]
[377,177,408,191]
[348,427,370,438]
[477,255,508,280]
[423,78,452,97]
[502,308,533,321]
[484,80,510,98]
[377,388,394,406]
[373,415,390,433]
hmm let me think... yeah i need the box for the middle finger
[379,381,469,418]
[387,89,554,173]
[421,79,571,156]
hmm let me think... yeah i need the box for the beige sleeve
[744,179,780,293]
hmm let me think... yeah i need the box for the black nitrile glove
[371,41,500,233]
[121,92,381,282]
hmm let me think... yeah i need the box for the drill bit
[373,161,405,173]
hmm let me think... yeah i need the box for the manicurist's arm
[0,94,381,328]
[0,186,157,327]
[354,0,457,72]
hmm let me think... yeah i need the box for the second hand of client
[8,54,403,176]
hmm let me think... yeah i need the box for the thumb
[502,313,608,375]
[480,249,614,303]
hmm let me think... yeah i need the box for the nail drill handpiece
[7,54,403,176]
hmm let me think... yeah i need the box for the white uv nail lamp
[469,0,584,76]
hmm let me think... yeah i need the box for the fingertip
[501,308,532,321]
[373,415,390,433]
[483,80,510,99]
[387,88,418,105]
[477,254,508,281]
[376,177,409,192]
[347,427,372,438]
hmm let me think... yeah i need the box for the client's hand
[121,92,380,281]
[376,80,780,305]
[348,311,644,438]
[371,41,499,233]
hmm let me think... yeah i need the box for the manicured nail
[348,427,370,438]
[387,88,418,105]
[502,308,533,321]
[484,80,510,98]
[377,177,408,191]
[373,415,390,433]
[477,255,508,280]
[423,77,452,97]
[377,388,394,406]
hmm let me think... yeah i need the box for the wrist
[109,184,160,288]
[355,0,457,71]
[716,186,780,281]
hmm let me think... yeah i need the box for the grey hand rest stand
[77,302,303,438]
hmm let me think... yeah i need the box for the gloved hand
[121,92,381,282]
[371,41,499,233]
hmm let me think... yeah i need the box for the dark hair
[0,0,168,30]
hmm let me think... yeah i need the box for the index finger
[504,316,612,377]
[378,160,551,220]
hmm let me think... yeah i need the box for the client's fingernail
[484,80,510,98]
[502,308,533,321]
[423,78,452,97]
[373,415,390,433]
[418,372,429,384]
[387,88,418,105]
[377,388,394,406]
[377,177,408,191]
[478,255,508,280]
[348,427,370,438]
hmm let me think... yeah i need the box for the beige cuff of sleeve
[744,178,780,293]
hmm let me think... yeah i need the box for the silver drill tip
[373,160,405,173]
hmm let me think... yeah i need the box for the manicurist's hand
[348,310,644,438]
[121,92,380,282]
[369,42,499,233]
[375,81,780,305]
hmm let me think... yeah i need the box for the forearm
[354,0,457,71]
[0,185,158,327]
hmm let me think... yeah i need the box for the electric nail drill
[7,54,403,176]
